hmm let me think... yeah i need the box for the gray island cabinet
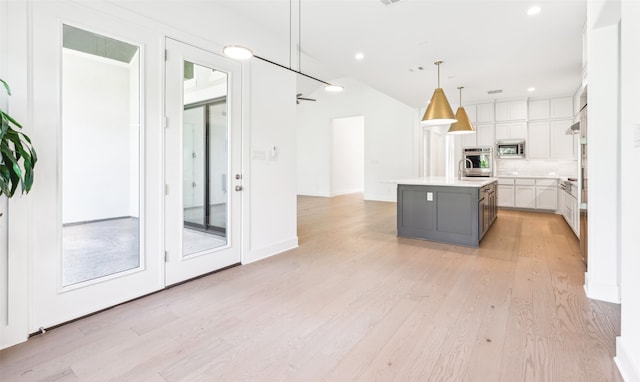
[394,177,498,247]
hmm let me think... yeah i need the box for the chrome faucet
[458,158,472,179]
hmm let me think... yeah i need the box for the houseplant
[1,79,37,198]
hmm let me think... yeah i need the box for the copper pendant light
[448,86,475,134]
[421,61,457,125]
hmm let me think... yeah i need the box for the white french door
[164,39,242,285]
[28,2,164,331]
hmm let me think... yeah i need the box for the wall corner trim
[615,336,640,382]
[584,272,622,304]
[242,237,299,265]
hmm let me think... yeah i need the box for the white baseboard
[297,191,330,197]
[364,193,397,202]
[584,272,621,303]
[242,237,299,265]
[329,189,364,197]
[615,336,640,382]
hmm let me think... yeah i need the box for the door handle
[235,185,243,192]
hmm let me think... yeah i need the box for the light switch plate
[252,150,266,161]
[427,192,433,201]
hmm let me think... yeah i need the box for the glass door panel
[61,25,141,287]
[182,63,228,256]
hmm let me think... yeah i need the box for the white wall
[245,59,298,263]
[62,49,135,223]
[331,116,364,196]
[584,0,621,303]
[0,0,8,331]
[3,0,300,347]
[616,1,640,380]
[297,78,420,202]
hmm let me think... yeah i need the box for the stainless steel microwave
[496,140,525,159]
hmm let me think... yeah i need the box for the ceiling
[216,0,586,108]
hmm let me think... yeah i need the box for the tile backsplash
[495,159,578,178]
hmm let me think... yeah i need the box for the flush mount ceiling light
[222,0,343,94]
[528,87,536,92]
[448,86,475,135]
[527,5,541,15]
[222,45,254,60]
[421,60,457,125]
[355,52,365,60]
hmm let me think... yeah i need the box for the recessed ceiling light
[355,52,364,60]
[527,6,541,16]
[528,87,536,92]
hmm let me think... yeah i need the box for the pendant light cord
[299,0,301,71]
[289,0,292,69]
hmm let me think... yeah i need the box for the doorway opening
[331,116,365,196]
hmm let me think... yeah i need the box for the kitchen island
[393,177,498,247]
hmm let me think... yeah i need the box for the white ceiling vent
[381,0,403,6]
[487,89,503,95]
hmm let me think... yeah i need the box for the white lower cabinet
[535,179,558,210]
[560,188,579,237]
[497,185,515,207]
[497,177,558,211]
[515,186,535,208]
[497,178,515,207]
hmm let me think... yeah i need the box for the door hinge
[165,184,169,195]
[164,251,168,262]
[164,116,168,129]
[164,49,168,61]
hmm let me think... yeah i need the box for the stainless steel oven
[462,147,492,177]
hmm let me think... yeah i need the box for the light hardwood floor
[0,194,622,381]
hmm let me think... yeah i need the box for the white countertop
[496,175,580,182]
[389,176,497,188]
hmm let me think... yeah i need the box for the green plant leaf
[0,78,36,197]
[0,79,11,96]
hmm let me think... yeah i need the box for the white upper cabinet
[477,123,495,148]
[549,119,575,158]
[527,121,550,158]
[464,104,477,123]
[460,123,494,148]
[495,122,527,140]
[461,129,477,148]
[476,103,494,122]
[495,100,528,121]
[528,100,550,120]
[550,97,573,119]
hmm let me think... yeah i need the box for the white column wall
[244,59,298,263]
[616,1,640,380]
[2,0,30,349]
[584,0,621,303]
